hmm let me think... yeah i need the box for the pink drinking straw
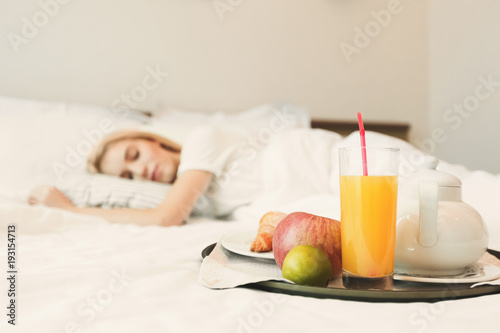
[357,112,368,176]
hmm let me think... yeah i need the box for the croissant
[250,211,287,252]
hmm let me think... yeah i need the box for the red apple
[273,212,342,278]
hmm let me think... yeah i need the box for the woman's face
[99,139,181,184]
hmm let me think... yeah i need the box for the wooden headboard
[311,119,410,141]
[135,110,411,141]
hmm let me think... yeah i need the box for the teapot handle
[419,181,439,247]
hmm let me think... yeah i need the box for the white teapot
[395,156,489,276]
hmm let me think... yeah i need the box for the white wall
[429,0,500,173]
[0,0,429,141]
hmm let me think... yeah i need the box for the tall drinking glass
[339,147,399,289]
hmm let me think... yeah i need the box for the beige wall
[429,0,500,173]
[0,0,429,141]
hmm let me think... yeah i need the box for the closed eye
[125,146,140,161]
[120,171,133,180]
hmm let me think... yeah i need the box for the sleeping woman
[27,124,294,226]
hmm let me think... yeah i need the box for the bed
[1,96,500,333]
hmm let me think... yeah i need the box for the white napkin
[198,242,287,289]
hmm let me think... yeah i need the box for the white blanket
[1,131,500,332]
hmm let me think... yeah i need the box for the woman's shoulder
[178,124,247,175]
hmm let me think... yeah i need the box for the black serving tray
[201,243,500,303]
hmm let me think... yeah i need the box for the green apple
[282,245,333,287]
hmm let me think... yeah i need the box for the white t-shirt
[177,125,265,217]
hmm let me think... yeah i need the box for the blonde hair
[87,129,182,174]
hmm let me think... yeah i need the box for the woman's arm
[155,170,213,226]
[28,170,213,227]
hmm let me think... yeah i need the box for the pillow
[56,173,212,216]
[146,102,311,144]
[57,173,169,209]
[0,95,150,193]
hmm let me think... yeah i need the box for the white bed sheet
[0,199,499,333]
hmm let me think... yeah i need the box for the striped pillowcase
[57,173,215,217]
[59,173,170,209]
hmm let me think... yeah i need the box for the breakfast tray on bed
[201,243,500,303]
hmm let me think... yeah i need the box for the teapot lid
[400,156,462,187]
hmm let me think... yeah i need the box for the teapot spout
[419,181,439,247]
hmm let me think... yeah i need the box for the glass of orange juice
[339,147,399,289]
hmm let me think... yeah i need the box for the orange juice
[340,175,398,278]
